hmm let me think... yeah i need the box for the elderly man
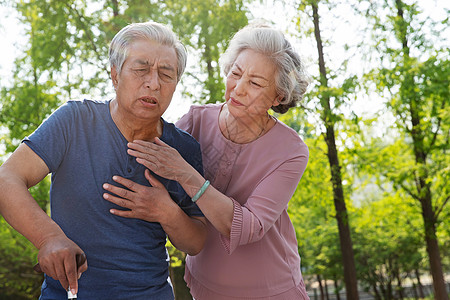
[0,21,206,299]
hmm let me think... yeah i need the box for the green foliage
[0,78,60,151]
[0,177,50,299]
[353,193,424,298]
[0,219,43,299]
[163,0,249,103]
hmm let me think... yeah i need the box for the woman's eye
[251,81,262,87]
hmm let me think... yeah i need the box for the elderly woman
[105,23,310,299]
[0,22,206,299]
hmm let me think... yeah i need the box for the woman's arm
[127,138,235,237]
[127,138,308,254]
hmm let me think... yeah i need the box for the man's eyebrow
[132,59,175,72]
[134,59,150,66]
[159,64,176,72]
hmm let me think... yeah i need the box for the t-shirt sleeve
[22,102,74,173]
[220,146,309,254]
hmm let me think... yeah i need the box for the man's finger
[103,192,132,208]
[55,260,70,291]
[112,176,138,191]
[64,255,78,296]
[109,208,135,218]
[145,169,163,188]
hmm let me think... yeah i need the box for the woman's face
[225,49,280,119]
[111,39,178,122]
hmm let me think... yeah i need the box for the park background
[0,0,448,299]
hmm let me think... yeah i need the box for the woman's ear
[272,95,283,106]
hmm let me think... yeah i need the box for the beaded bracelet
[191,180,210,203]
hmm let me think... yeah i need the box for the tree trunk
[420,196,448,299]
[387,278,393,300]
[415,268,425,298]
[372,282,381,300]
[395,270,404,299]
[110,0,119,17]
[311,2,359,300]
[412,281,419,300]
[324,278,330,300]
[333,279,341,300]
[317,274,325,300]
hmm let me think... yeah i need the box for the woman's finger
[127,148,158,163]
[153,137,169,147]
[128,140,160,154]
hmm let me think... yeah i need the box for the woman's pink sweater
[177,104,310,299]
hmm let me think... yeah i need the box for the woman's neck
[220,104,273,144]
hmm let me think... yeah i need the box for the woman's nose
[234,79,246,96]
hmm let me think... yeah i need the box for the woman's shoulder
[182,103,222,126]
[188,103,222,115]
[265,119,309,156]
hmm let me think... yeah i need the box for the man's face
[111,39,178,121]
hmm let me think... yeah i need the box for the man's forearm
[162,210,207,256]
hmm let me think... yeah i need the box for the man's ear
[111,66,118,89]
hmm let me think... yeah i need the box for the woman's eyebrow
[235,62,269,82]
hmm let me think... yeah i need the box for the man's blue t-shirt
[23,99,203,299]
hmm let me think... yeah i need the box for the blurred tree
[353,190,424,298]
[293,0,360,298]
[360,0,449,298]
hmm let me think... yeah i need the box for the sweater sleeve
[220,151,308,254]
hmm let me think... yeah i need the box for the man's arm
[0,143,87,294]
[103,169,207,255]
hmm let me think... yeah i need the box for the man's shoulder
[56,99,109,114]
[65,99,109,109]
[163,120,200,151]
[162,120,203,171]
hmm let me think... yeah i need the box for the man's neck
[110,100,163,142]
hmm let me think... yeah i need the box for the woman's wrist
[191,180,210,203]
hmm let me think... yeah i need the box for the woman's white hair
[220,22,309,113]
[109,21,187,82]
